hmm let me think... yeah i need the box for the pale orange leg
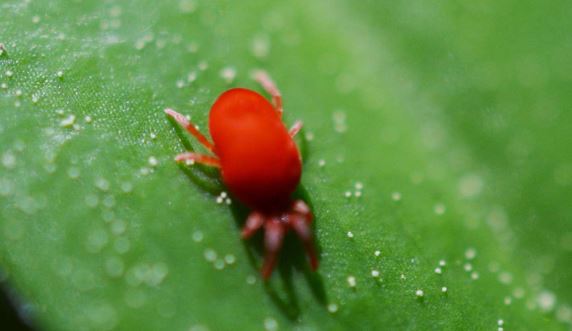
[253,70,283,116]
[292,200,313,221]
[290,203,318,271]
[241,211,264,239]
[289,120,303,137]
[261,218,285,280]
[175,152,220,168]
[164,108,215,153]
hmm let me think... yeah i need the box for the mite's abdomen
[209,88,302,210]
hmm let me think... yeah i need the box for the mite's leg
[164,108,215,152]
[252,70,283,116]
[174,152,220,168]
[292,200,313,222]
[289,120,303,137]
[290,214,318,271]
[261,218,285,279]
[241,211,265,239]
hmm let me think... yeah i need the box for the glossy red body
[209,88,302,212]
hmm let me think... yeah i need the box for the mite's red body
[165,71,317,279]
[210,88,301,212]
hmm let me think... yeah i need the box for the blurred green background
[1,0,571,330]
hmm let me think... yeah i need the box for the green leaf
[1,0,571,330]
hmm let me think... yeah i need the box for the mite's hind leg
[290,200,318,271]
[261,218,285,279]
[175,152,220,168]
[164,108,215,152]
[292,200,313,221]
[252,70,283,116]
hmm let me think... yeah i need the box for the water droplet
[121,182,133,193]
[187,71,197,83]
[187,42,199,53]
[114,237,130,254]
[263,317,278,331]
[147,262,169,286]
[513,287,525,299]
[556,306,572,323]
[537,290,556,312]
[59,114,76,128]
[86,229,109,253]
[148,156,158,167]
[67,167,80,179]
[251,35,270,58]
[111,219,126,235]
[465,248,477,260]
[347,275,356,288]
[192,230,203,242]
[179,0,197,13]
[204,249,217,262]
[198,61,208,71]
[95,177,110,191]
[327,303,338,313]
[498,272,512,284]
[2,151,16,169]
[434,203,446,215]
[332,111,347,133]
[85,194,99,208]
[214,259,225,270]
[103,195,116,208]
[220,67,236,84]
[102,210,115,222]
[105,256,125,277]
[246,275,257,285]
[459,174,483,198]
[224,254,236,265]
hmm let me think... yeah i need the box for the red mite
[165,71,318,279]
